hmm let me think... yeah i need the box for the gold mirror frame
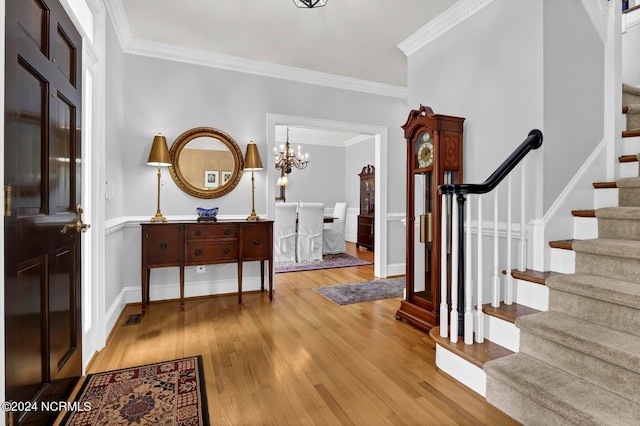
[168,127,244,199]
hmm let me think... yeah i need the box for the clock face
[416,132,433,168]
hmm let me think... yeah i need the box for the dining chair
[296,202,324,262]
[274,202,298,262]
[322,202,348,255]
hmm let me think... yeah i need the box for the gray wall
[407,0,604,215]
[622,18,640,86]
[104,23,408,309]
[408,0,544,199]
[282,144,346,206]
[543,0,604,210]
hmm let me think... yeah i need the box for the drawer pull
[195,230,201,236]
[223,248,230,254]
[160,242,168,249]
[194,249,202,256]
[253,239,260,245]
[224,229,230,235]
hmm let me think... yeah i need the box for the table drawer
[185,241,238,264]
[186,224,238,240]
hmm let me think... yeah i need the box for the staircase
[429,84,640,424]
[482,86,640,424]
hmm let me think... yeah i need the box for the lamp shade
[147,134,172,166]
[244,141,263,170]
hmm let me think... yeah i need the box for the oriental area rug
[314,278,405,305]
[61,356,209,426]
[275,253,372,273]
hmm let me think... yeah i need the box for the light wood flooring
[80,243,518,425]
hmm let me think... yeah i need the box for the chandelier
[293,0,328,8]
[274,128,309,174]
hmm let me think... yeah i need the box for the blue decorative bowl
[196,207,218,220]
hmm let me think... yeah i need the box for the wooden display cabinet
[396,106,464,332]
[357,165,375,251]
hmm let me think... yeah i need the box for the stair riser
[618,186,640,206]
[618,161,638,179]
[485,315,520,352]
[620,135,640,154]
[594,187,618,209]
[576,252,640,284]
[573,217,597,239]
[549,289,640,337]
[515,278,549,311]
[626,112,640,132]
[519,332,640,405]
[485,378,571,426]
[550,248,575,274]
[598,217,640,240]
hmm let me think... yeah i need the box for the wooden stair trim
[482,302,541,324]
[593,181,617,189]
[622,130,640,138]
[571,209,595,218]
[429,327,514,369]
[623,105,629,114]
[618,154,638,163]
[503,268,558,285]
[549,239,573,250]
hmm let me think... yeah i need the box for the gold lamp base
[150,211,167,223]
[246,211,261,221]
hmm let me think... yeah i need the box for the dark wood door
[4,0,83,423]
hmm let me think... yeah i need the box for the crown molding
[398,0,496,56]
[104,0,407,99]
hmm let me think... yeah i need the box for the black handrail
[439,129,543,196]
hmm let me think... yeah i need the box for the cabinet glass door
[413,171,433,303]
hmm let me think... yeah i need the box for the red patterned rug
[61,356,209,425]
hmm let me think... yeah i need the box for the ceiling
[118,0,458,88]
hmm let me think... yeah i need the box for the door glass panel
[16,61,46,216]
[413,172,432,302]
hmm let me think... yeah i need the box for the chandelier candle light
[147,133,172,223]
[274,127,309,174]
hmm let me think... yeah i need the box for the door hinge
[4,184,11,217]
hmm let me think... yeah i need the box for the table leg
[142,268,150,316]
[237,261,243,304]
[260,261,265,292]
[269,259,273,301]
[180,266,185,311]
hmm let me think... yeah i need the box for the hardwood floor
[81,243,517,425]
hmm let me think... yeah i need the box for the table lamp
[244,141,263,221]
[147,133,172,222]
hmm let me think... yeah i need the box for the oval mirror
[168,127,244,198]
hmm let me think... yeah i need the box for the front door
[4,0,84,423]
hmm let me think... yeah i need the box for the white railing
[438,130,543,343]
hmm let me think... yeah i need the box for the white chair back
[274,202,298,262]
[323,202,348,254]
[296,203,324,262]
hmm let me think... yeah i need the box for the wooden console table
[141,220,273,315]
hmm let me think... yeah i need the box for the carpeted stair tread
[623,82,640,97]
[616,176,640,188]
[546,273,640,310]
[572,238,640,259]
[625,103,640,113]
[596,206,640,219]
[484,353,640,426]
[515,311,640,374]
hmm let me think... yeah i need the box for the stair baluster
[438,129,543,346]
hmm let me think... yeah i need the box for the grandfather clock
[396,105,464,332]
